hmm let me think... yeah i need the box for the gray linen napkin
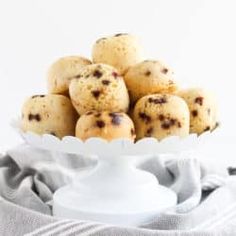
[0,144,236,236]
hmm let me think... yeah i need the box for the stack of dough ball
[47,56,91,95]
[177,88,218,134]
[133,94,190,140]
[69,63,129,115]
[76,111,135,141]
[124,60,178,103]
[92,33,143,74]
[21,33,218,140]
[21,95,77,138]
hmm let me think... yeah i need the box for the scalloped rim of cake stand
[11,118,219,157]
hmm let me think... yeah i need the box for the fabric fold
[0,145,235,236]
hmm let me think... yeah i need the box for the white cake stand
[12,120,217,226]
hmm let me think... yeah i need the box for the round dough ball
[177,88,218,134]
[92,33,143,74]
[21,94,78,138]
[47,56,91,95]
[124,60,178,103]
[133,94,190,140]
[69,63,130,115]
[76,111,136,141]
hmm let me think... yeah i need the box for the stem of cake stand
[72,152,160,191]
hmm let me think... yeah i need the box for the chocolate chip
[191,110,198,117]
[93,70,103,78]
[112,72,118,78]
[96,120,105,128]
[28,114,33,120]
[195,97,204,106]
[145,70,151,76]
[139,112,151,123]
[161,122,170,130]
[161,118,177,129]
[162,68,169,74]
[109,112,122,125]
[86,111,94,115]
[102,80,111,85]
[148,97,167,104]
[28,113,41,122]
[111,116,122,125]
[170,119,176,125]
[35,114,41,121]
[146,127,153,136]
[31,95,45,99]
[75,74,81,79]
[131,128,135,136]
[154,98,167,104]
[91,90,101,99]
[158,114,165,121]
[178,122,182,128]
[109,112,121,117]
[114,33,128,37]
[50,132,56,136]
[94,113,101,118]
[204,126,210,132]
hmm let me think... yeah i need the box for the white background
[0,0,236,163]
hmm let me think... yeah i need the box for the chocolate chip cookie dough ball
[69,64,130,115]
[177,88,218,134]
[21,95,78,138]
[76,111,136,141]
[124,60,178,103]
[47,56,91,95]
[133,94,189,140]
[92,33,143,74]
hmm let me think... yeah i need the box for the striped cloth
[0,144,236,236]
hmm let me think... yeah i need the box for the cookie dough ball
[76,111,136,141]
[92,33,143,74]
[133,94,189,140]
[177,88,218,134]
[124,60,178,103]
[69,64,130,115]
[47,56,91,95]
[21,95,78,138]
